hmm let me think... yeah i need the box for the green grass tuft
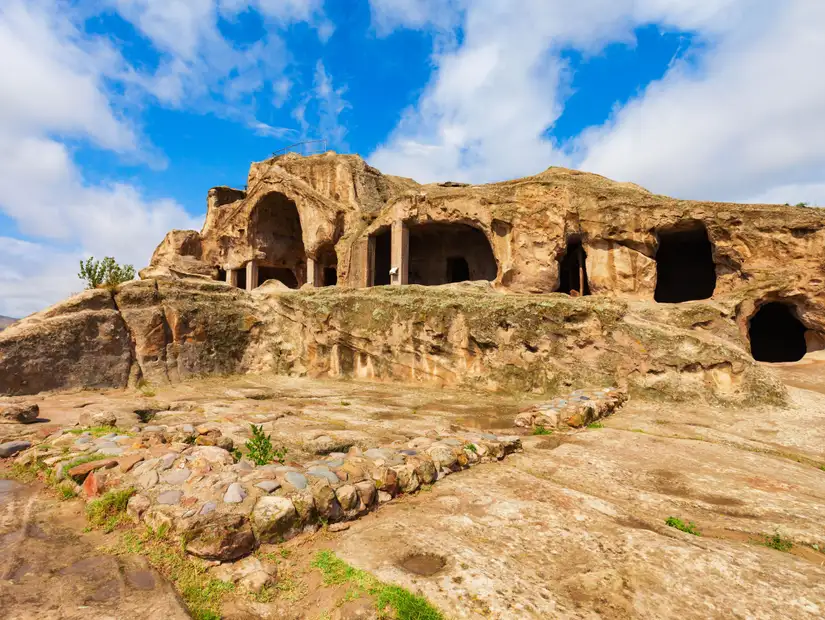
[587,422,604,429]
[311,550,443,620]
[531,425,553,436]
[107,528,235,618]
[66,426,122,437]
[763,531,793,552]
[665,516,701,536]
[86,487,135,532]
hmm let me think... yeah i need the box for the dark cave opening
[654,224,716,303]
[749,302,808,362]
[556,237,590,296]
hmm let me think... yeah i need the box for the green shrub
[78,256,136,289]
[665,516,700,536]
[245,424,287,466]
[531,425,553,436]
[763,531,793,552]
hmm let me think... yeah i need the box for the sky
[2,0,824,318]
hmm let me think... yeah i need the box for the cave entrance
[447,256,470,283]
[749,302,808,362]
[258,266,299,289]
[370,228,392,286]
[407,223,497,285]
[654,223,716,303]
[556,237,590,296]
[251,191,306,288]
[317,244,338,287]
[236,267,247,290]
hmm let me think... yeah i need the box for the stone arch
[748,301,808,362]
[407,222,497,285]
[250,191,306,288]
[654,221,716,303]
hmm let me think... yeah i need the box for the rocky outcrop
[0,279,786,405]
[143,152,825,303]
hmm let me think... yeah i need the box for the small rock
[335,484,359,512]
[224,482,247,504]
[90,411,117,427]
[157,490,182,505]
[255,480,280,493]
[83,471,101,497]
[186,514,256,562]
[354,480,376,508]
[158,453,177,470]
[67,458,118,479]
[127,494,151,521]
[199,501,218,516]
[306,467,339,484]
[378,491,392,503]
[284,471,308,490]
[182,424,195,433]
[216,436,234,451]
[162,467,191,486]
[138,469,159,489]
[329,522,350,533]
[0,441,32,458]
[0,403,39,424]
[118,454,144,472]
[251,496,299,543]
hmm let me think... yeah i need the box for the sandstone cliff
[0,279,785,405]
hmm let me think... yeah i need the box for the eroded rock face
[3,159,822,403]
[0,279,786,405]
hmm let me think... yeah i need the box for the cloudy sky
[2,0,824,317]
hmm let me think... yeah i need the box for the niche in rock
[407,223,497,285]
[556,237,590,296]
[749,302,808,362]
[317,244,338,287]
[370,228,392,286]
[258,266,299,289]
[251,191,306,288]
[654,223,716,303]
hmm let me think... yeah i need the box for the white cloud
[368,0,825,207]
[0,1,198,317]
[579,1,825,203]
[0,0,348,316]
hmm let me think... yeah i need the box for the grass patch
[66,426,122,437]
[340,401,351,407]
[57,482,78,500]
[665,517,700,536]
[531,425,553,436]
[106,527,235,618]
[587,422,604,429]
[86,487,135,532]
[312,550,443,620]
[464,443,477,453]
[763,531,793,552]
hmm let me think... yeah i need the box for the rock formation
[2,151,824,402]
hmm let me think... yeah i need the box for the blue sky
[1,0,824,317]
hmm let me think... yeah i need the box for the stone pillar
[390,220,408,286]
[246,260,258,291]
[306,257,318,287]
[226,268,238,287]
[366,236,376,287]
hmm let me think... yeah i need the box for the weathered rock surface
[0,280,787,405]
[0,402,39,424]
